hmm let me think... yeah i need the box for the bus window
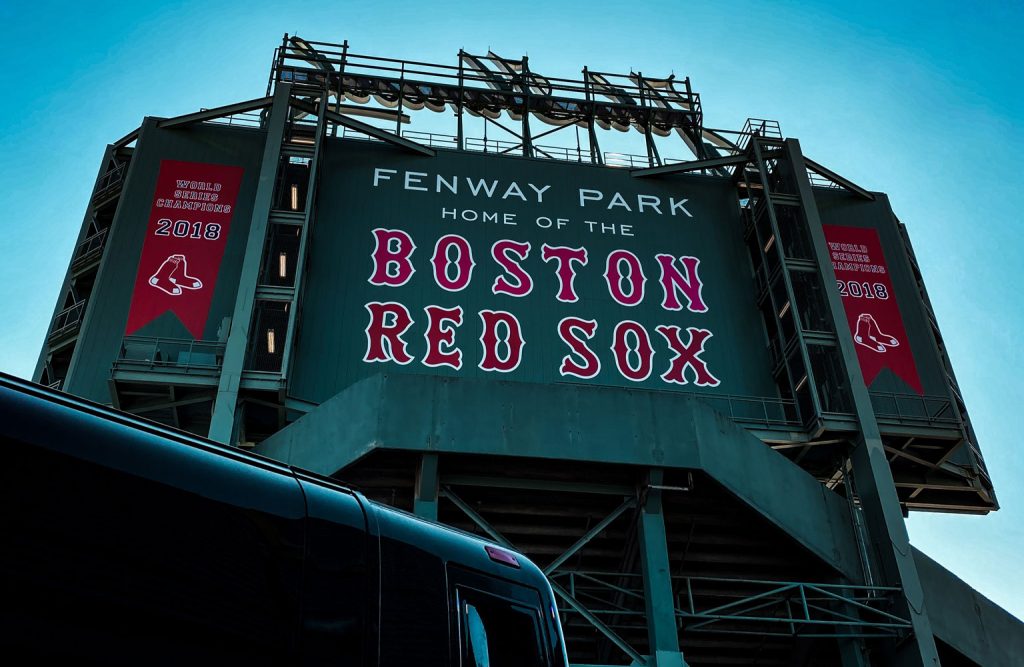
[464,603,490,667]
[459,589,547,667]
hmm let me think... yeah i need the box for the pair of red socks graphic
[149,254,202,296]
[854,313,898,353]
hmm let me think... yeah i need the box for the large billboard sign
[292,142,777,403]
[125,160,244,338]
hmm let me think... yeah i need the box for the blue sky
[2,1,1021,617]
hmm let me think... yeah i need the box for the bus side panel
[296,477,375,666]
[375,511,451,667]
[0,387,306,665]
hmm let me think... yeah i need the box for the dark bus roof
[1,372,551,591]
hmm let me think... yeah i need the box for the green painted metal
[34,143,119,385]
[550,581,645,666]
[291,98,436,157]
[289,139,776,404]
[55,121,264,404]
[752,138,826,424]
[543,497,636,575]
[279,93,329,382]
[209,83,293,443]
[803,157,875,201]
[630,154,747,178]
[156,96,273,129]
[637,470,687,667]
[439,485,513,548]
[914,547,1024,667]
[443,475,634,497]
[787,138,940,665]
[413,452,439,521]
[112,127,140,150]
[256,371,864,581]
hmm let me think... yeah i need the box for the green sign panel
[291,140,776,404]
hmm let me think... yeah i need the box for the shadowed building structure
[36,35,1019,666]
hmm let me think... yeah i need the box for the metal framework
[32,33,1003,667]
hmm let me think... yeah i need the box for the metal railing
[71,228,109,268]
[552,570,910,639]
[49,302,86,341]
[340,126,700,169]
[738,118,783,151]
[274,37,702,123]
[807,168,844,189]
[869,391,959,428]
[691,392,799,429]
[92,163,127,204]
[113,336,225,375]
[203,109,265,128]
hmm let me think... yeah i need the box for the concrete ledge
[259,373,862,579]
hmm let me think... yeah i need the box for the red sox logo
[148,254,204,296]
[853,313,899,353]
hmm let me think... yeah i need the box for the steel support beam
[803,157,876,201]
[157,96,274,129]
[208,83,292,444]
[551,582,645,666]
[638,469,687,667]
[440,486,514,548]
[630,154,748,178]
[112,127,140,150]
[290,99,436,157]
[786,138,939,666]
[544,497,636,575]
[414,453,440,521]
[443,474,633,497]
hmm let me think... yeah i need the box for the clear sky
[2,0,1021,618]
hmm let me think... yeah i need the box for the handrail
[549,570,910,638]
[92,163,127,203]
[113,336,226,374]
[869,391,958,427]
[49,301,86,339]
[72,228,109,264]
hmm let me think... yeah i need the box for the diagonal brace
[631,153,748,178]
[544,497,636,575]
[551,582,645,666]
[440,486,514,548]
[291,98,436,156]
[158,96,274,129]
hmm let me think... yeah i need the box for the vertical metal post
[457,50,465,151]
[637,72,660,168]
[683,76,705,160]
[333,40,349,137]
[583,67,602,165]
[786,138,940,666]
[414,453,440,522]
[396,62,405,137]
[638,469,687,667]
[280,91,329,382]
[521,56,532,158]
[208,83,292,444]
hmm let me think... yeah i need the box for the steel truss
[430,468,907,667]
[552,571,910,640]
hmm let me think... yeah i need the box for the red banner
[823,224,922,394]
[125,160,244,339]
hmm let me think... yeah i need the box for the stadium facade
[35,36,1022,666]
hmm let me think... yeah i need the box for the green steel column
[208,83,292,444]
[786,138,939,666]
[638,469,687,667]
[413,453,440,522]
